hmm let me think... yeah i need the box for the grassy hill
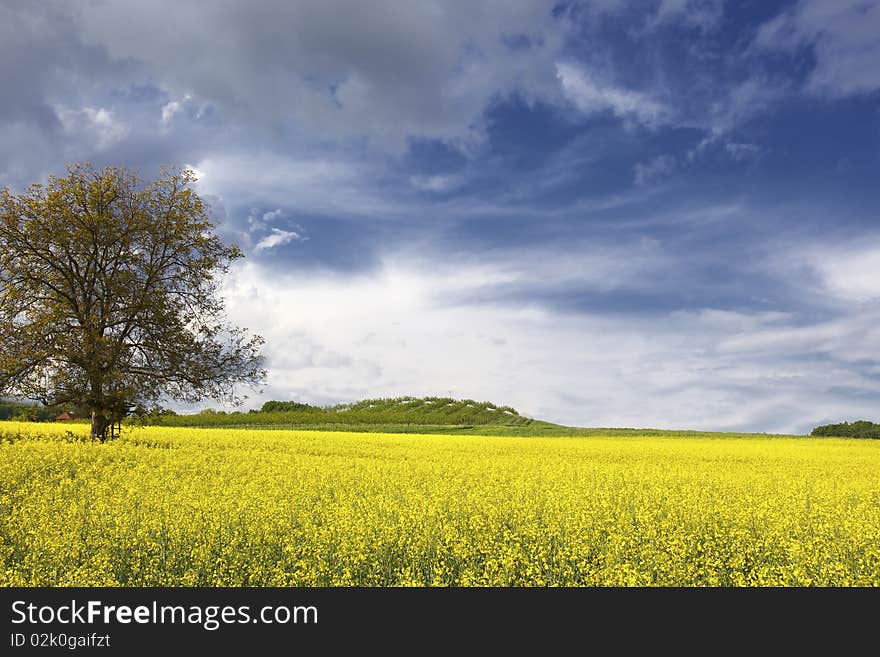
[127,396,808,438]
[137,396,554,433]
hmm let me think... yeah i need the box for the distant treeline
[134,396,528,428]
[811,421,880,439]
[0,401,80,422]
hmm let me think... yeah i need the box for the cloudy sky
[3,0,880,433]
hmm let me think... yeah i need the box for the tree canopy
[810,421,880,439]
[0,163,265,440]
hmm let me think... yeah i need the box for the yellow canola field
[1,422,878,586]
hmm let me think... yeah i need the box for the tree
[0,163,266,440]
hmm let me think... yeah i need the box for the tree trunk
[88,372,109,441]
[90,410,110,442]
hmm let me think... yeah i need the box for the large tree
[0,163,266,440]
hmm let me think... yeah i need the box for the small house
[54,411,75,421]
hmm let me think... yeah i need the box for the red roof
[54,411,74,421]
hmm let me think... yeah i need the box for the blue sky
[2,0,880,432]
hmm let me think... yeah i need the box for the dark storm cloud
[70,0,566,149]
[0,1,137,185]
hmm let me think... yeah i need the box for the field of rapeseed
[1,422,878,586]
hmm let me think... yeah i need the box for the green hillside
[136,396,548,432]
[127,398,810,438]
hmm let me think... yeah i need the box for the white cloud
[247,208,285,234]
[409,175,463,193]
[651,0,724,31]
[190,151,402,219]
[754,0,880,97]
[807,243,880,303]
[56,106,128,149]
[634,154,677,186]
[160,101,181,127]
[216,249,880,434]
[724,142,762,161]
[556,62,670,127]
[709,78,786,136]
[160,94,192,129]
[688,136,764,164]
[253,228,302,253]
